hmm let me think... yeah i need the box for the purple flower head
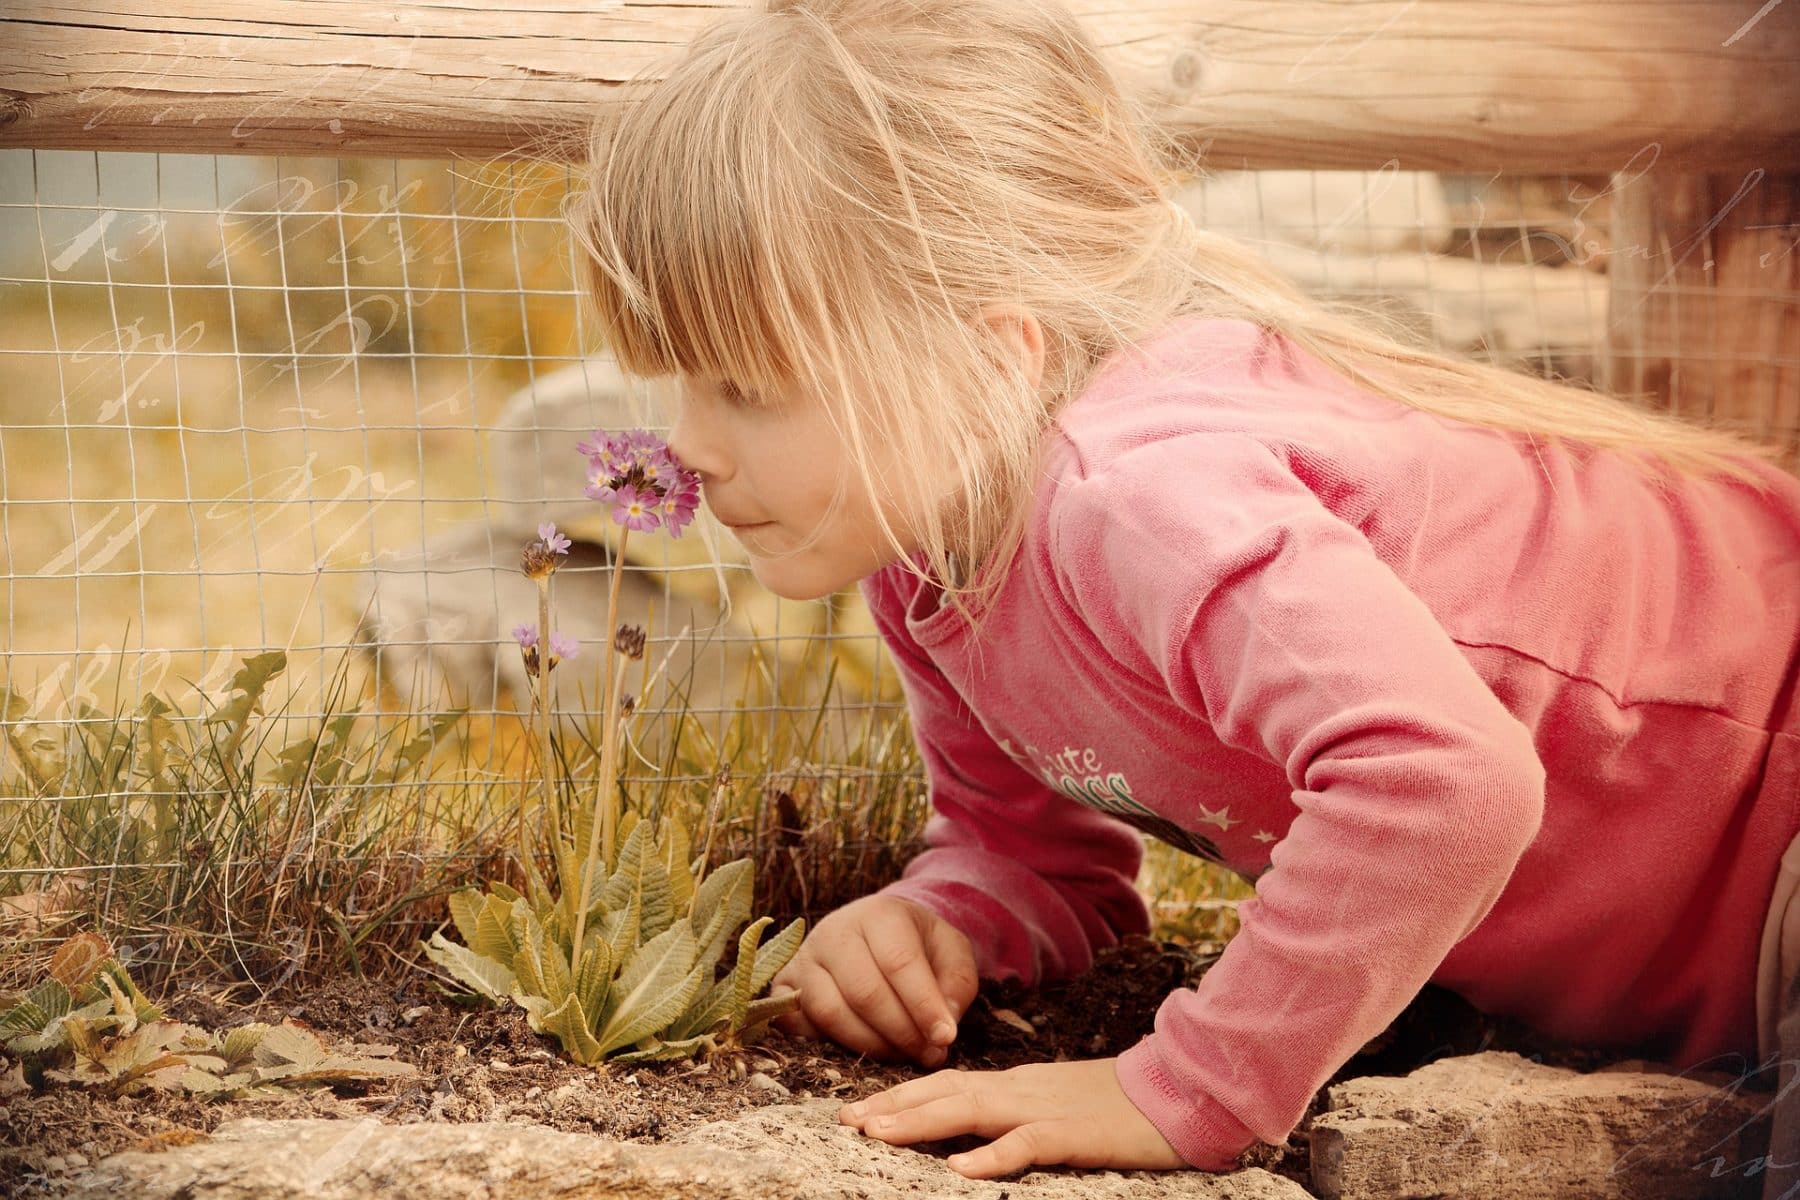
[536,522,571,557]
[611,483,663,533]
[512,624,539,650]
[548,632,579,662]
[580,428,703,536]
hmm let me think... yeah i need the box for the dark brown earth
[0,935,1617,1196]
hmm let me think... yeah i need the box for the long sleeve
[860,567,1150,987]
[1051,432,1546,1169]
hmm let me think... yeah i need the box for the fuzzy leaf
[102,964,163,1024]
[219,1023,270,1069]
[611,1034,717,1064]
[244,1019,414,1085]
[447,890,484,947]
[737,992,801,1040]
[689,860,753,971]
[596,923,701,1055]
[658,814,695,917]
[511,991,553,1034]
[749,918,806,996]
[573,931,613,1024]
[666,916,772,1043]
[604,821,673,941]
[540,993,603,1064]
[604,885,642,966]
[0,979,73,1034]
[474,894,519,964]
[510,905,574,1007]
[48,934,110,991]
[423,933,516,1003]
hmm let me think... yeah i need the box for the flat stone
[1309,1050,1774,1199]
[68,1102,1313,1199]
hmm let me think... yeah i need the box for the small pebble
[64,1153,88,1169]
[44,1156,66,1173]
[524,1086,542,1100]
[747,1072,790,1097]
[401,1006,431,1026]
[820,1067,843,1083]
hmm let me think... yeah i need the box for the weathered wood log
[3,2,1796,171]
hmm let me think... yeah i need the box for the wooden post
[1605,171,1800,461]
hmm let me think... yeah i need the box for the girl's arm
[860,565,1152,987]
[1050,430,1546,1168]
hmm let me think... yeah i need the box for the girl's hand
[840,1058,1187,1178]
[770,895,979,1067]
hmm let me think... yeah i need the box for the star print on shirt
[1252,829,1278,843]
[1196,801,1239,832]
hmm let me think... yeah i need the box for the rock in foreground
[1310,1050,1773,1199]
[69,1102,1310,1199]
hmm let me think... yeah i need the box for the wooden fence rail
[2,1,1796,171]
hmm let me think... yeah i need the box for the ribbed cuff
[1115,1036,1260,1171]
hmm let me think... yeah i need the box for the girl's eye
[719,381,760,407]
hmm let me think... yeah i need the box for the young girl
[565,0,1800,1191]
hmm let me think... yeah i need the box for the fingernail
[843,1102,865,1121]
[930,1020,956,1045]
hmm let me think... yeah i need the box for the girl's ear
[975,303,1046,395]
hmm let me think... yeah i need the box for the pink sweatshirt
[869,315,1800,1169]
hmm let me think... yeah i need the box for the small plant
[0,933,413,1096]
[422,430,804,1064]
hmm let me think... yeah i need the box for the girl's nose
[666,396,732,483]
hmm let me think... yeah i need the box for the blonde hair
[564,0,1786,635]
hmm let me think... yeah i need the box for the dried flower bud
[520,543,559,581]
[613,625,646,660]
[621,695,637,716]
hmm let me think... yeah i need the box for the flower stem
[570,526,630,974]
[536,577,554,875]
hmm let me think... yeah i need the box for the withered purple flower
[521,522,571,582]
[613,625,647,660]
[548,631,579,663]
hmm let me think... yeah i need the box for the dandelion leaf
[377,709,465,784]
[206,651,287,730]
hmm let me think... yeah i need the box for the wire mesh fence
[2,148,1794,982]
